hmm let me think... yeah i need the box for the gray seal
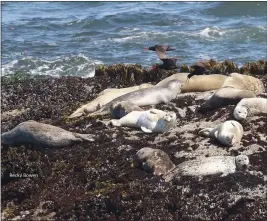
[110,101,143,119]
[199,87,256,112]
[89,80,183,117]
[234,98,267,120]
[164,155,249,182]
[1,120,95,151]
[135,147,175,176]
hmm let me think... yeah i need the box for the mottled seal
[199,120,244,147]
[156,73,227,92]
[1,121,95,151]
[234,98,267,120]
[110,101,143,119]
[164,155,249,181]
[89,80,183,117]
[222,72,265,95]
[110,109,177,133]
[135,147,175,176]
[69,83,152,118]
[199,87,256,111]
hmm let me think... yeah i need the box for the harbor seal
[69,83,153,118]
[1,121,95,151]
[98,83,153,96]
[234,98,267,120]
[110,101,143,119]
[135,147,175,176]
[199,120,244,147]
[222,72,265,95]
[110,109,177,133]
[164,155,249,181]
[156,73,227,92]
[199,87,256,111]
[89,80,183,117]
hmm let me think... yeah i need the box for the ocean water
[2,1,267,77]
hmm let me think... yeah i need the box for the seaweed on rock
[1,61,267,221]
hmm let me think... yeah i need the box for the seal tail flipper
[87,106,110,117]
[110,119,121,127]
[141,126,153,133]
[199,128,213,137]
[68,111,84,119]
[75,133,95,142]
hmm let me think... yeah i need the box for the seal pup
[89,80,183,117]
[135,147,175,176]
[222,72,265,95]
[1,121,95,151]
[110,101,144,119]
[199,120,244,147]
[156,73,227,92]
[164,155,249,181]
[199,87,256,111]
[110,109,177,133]
[234,98,267,120]
[69,83,153,118]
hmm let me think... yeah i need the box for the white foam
[2,54,99,78]
[198,26,227,39]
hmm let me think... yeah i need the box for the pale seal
[199,87,256,111]
[1,120,95,151]
[199,120,244,147]
[135,147,175,176]
[234,98,267,120]
[110,109,177,133]
[69,83,152,118]
[164,155,249,181]
[89,80,183,117]
[98,83,153,96]
[156,73,227,93]
[222,72,265,95]
[110,101,143,119]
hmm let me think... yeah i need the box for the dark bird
[187,62,208,79]
[145,44,178,70]
[145,45,176,59]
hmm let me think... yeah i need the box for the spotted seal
[222,72,265,95]
[156,73,227,92]
[234,98,267,120]
[164,155,249,181]
[89,80,183,117]
[110,109,177,133]
[69,83,152,118]
[1,121,95,151]
[135,147,175,176]
[199,87,256,111]
[110,101,144,119]
[199,120,244,147]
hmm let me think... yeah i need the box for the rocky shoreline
[1,60,267,220]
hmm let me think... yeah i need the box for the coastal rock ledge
[1,61,267,221]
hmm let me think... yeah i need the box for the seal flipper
[141,126,153,133]
[74,133,95,142]
[199,128,213,137]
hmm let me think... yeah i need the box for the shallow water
[2,2,267,77]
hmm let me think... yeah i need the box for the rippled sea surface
[2,2,267,77]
